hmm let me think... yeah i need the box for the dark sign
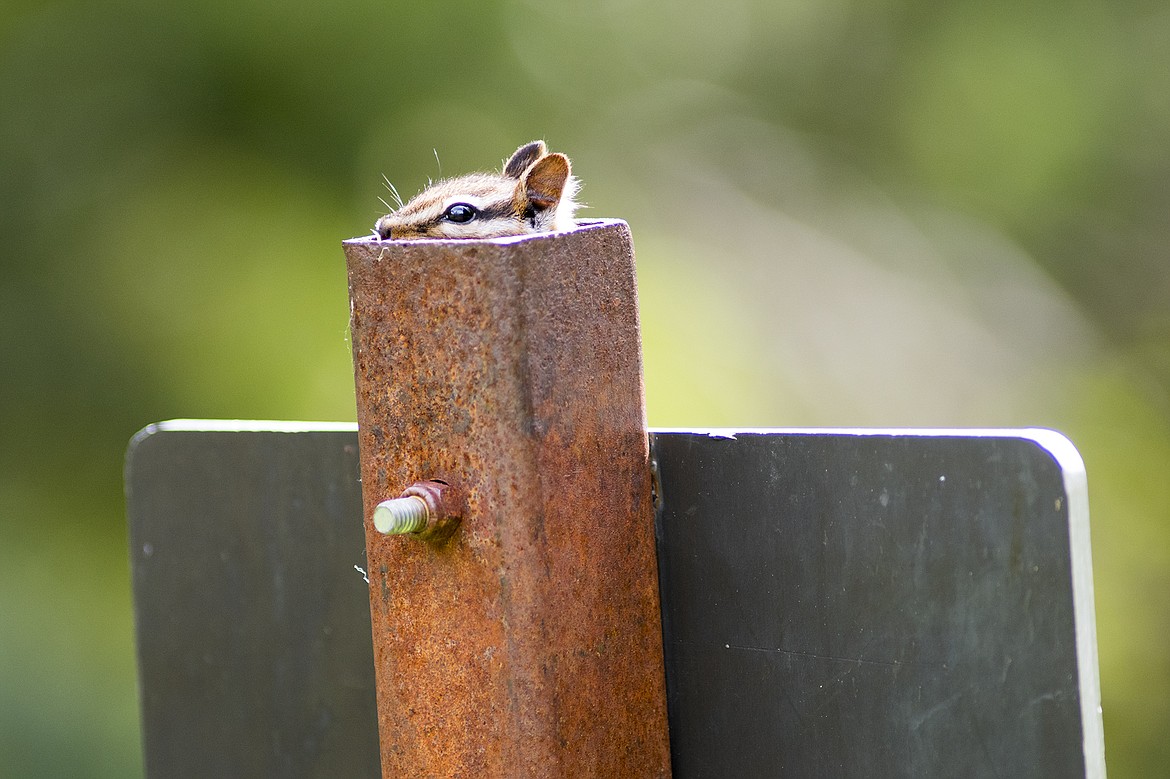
[125,424,1104,777]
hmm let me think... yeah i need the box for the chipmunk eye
[443,203,477,224]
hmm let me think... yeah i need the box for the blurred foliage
[2,0,1169,775]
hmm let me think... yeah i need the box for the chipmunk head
[374,140,580,240]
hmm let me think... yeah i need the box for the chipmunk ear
[504,140,548,178]
[521,152,570,210]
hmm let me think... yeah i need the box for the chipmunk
[373,141,580,240]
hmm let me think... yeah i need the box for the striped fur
[374,141,580,240]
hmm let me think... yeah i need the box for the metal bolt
[373,496,429,535]
[372,479,464,542]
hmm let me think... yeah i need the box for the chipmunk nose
[373,216,395,240]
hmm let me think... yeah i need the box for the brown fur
[374,141,580,240]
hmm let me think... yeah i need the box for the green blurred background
[2,0,1168,774]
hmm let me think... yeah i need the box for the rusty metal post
[344,219,672,777]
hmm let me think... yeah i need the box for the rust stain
[344,220,672,778]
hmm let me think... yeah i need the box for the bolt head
[398,480,464,542]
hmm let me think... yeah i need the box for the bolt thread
[373,496,429,535]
